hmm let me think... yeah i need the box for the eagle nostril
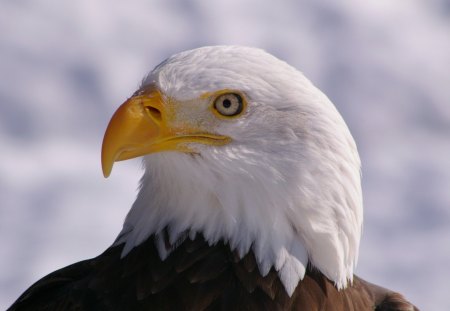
[145,106,162,123]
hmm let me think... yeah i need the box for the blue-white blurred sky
[1,0,449,309]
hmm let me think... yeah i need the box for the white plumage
[114,46,362,296]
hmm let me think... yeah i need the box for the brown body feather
[9,232,418,311]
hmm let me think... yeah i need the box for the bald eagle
[9,46,417,310]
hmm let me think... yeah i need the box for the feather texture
[9,232,418,311]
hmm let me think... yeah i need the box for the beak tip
[101,152,113,178]
[101,157,113,178]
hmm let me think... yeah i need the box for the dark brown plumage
[9,231,417,311]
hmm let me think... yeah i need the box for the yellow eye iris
[213,93,243,117]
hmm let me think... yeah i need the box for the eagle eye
[213,93,243,117]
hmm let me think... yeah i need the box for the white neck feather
[115,121,362,296]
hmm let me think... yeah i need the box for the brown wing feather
[8,233,418,311]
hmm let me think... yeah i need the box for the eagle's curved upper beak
[101,90,230,177]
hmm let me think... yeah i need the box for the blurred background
[1,0,449,309]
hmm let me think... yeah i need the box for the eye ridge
[214,93,243,117]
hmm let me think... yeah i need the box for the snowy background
[1,0,449,309]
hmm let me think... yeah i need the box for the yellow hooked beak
[101,90,230,177]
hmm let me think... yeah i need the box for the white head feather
[114,46,363,295]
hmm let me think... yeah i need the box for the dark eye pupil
[222,99,232,108]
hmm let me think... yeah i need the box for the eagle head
[101,46,362,296]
